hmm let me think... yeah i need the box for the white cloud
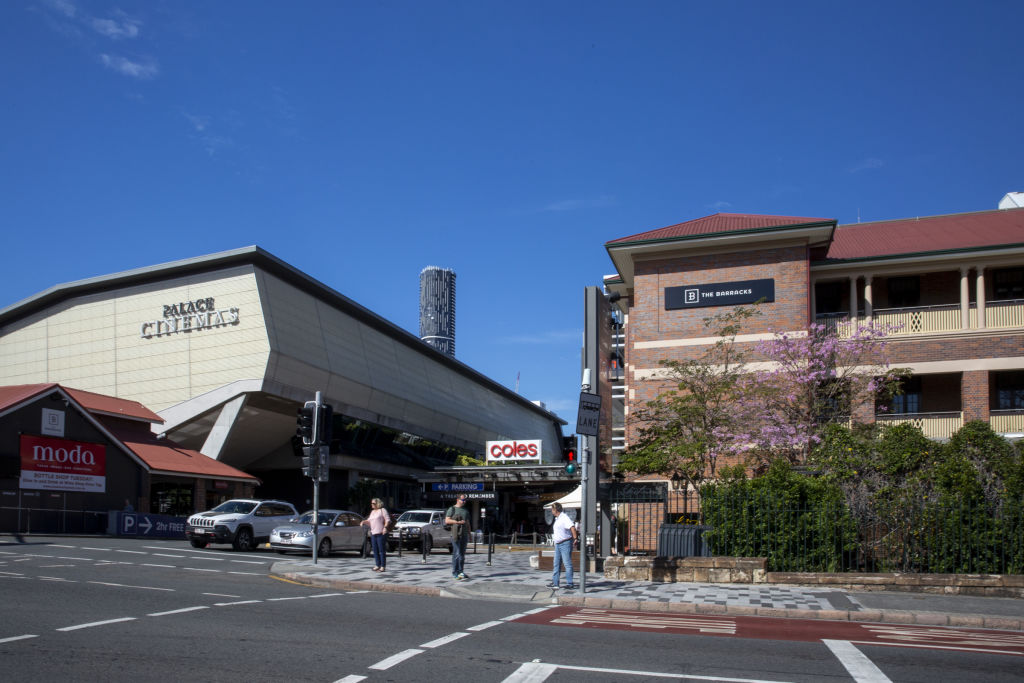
[100,54,158,79]
[182,111,233,157]
[497,329,581,345]
[708,200,733,210]
[91,14,140,40]
[42,0,76,19]
[541,196,616,212]
[849,157,885,173]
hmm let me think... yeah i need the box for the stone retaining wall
[603,556,1024,598]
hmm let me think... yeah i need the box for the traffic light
[318,403,333,446]
[296,401,317,445]
[562,434,578,475]
[300,446,317,478]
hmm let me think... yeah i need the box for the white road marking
[503,662,557,682]
[552,609,736,634]
[523,607,554,614]
[468,620,504,631]
[80,547,111,551]
[148,606,210,616]
[0,571,25,576]
[142,563,175,568]
[368,648,424,670]
[227,571,261,576]
[504,662,794,683]
[0,634,38,644]
[203,592,240,598]
[824,640,892,683]
[184,567,219,573]
[333,676,366,683]
[115,550,146,554]
[229,559,268,565]
[152,553,184,558]
[57,617,136,631]
[421,632,470,648]
[267,596,307,601]
[501,613,527,621]
[39,576,75,582]
[88,581,174,591]
[214,600,262,606]
[311,592,349,597]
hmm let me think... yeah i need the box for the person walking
[445,495,471,580]
[547,502,578,591]
[361,498,389,572]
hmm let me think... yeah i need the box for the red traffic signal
[562,435,578,475]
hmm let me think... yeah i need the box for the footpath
[270,546,1024,632]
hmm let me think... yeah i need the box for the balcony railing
[874,411,962,440]
[816,298,1024,338]
[990,410,1024,435]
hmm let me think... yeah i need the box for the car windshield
[296,512,336,526]
[398,512,431,523]
[210,501,257,514]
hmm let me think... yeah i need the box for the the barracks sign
[665,278,775,310]
[140,297,240,339]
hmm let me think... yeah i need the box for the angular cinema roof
[825,207,1024,261]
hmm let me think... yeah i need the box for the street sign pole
[576,388,601,594]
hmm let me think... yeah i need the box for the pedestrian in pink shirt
[361,498,390,572]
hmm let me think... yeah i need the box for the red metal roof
[110,424,259,482]
[0,383,162,423]
[826,207,1024,260]
[607,213,833,245]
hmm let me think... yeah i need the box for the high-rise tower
[419,266,456,357]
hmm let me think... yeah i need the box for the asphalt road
[2,536,1022,682]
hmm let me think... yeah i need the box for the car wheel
[276,550,288,555]
[190,538,208,549]
[232,527,254,552]
[317,537,332,558]
[423,534,432,554]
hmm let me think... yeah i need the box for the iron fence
[700,497,1024,574]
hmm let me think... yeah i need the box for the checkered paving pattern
[278,548,842,611]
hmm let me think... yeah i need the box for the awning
[544,485,581,509]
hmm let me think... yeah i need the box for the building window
[992,268,1024,301]
[886,276,920,308]
[995,371,1024,410]
[887,377,921,414]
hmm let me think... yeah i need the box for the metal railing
[874,411,963,440]
[0,506,110,535]
[815,299,1024,337]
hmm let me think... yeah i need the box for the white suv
[185,499,297,551]
[388,509,453,553]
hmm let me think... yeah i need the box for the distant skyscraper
[419,266,456,357]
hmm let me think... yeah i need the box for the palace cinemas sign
[665,278,775,310]
[140,297,240,339]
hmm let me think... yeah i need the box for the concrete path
[270,546,1024,631]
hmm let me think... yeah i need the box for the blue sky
[1,1,1021,423]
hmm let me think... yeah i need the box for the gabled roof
[607,213,834,245]
[825,207,1024,261]
[605,213,836,288]
[0,383,257,483]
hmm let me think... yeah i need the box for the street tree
[617,307,757,509]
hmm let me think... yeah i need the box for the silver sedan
[269,509,369,558]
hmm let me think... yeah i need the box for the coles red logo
[485,439,542,462]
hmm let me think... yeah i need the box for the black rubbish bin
[656,524,712,557]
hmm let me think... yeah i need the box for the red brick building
[602,204,1024,550]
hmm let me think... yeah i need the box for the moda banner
[19,434,107,493]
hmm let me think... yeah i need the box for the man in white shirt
[547,502,579,591]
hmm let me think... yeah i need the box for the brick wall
[962,370,990,422]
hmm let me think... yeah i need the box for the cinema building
[0,247,566,531]
[604,199,1024,460]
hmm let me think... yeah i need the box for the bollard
[486,532,494,566]
[396,529,403,558]
[421,532,428,563]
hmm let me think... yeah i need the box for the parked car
[388,509,453,553]
[185,499,298,551]
[269,509,370,558]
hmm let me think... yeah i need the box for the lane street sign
[576,392,601,437]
